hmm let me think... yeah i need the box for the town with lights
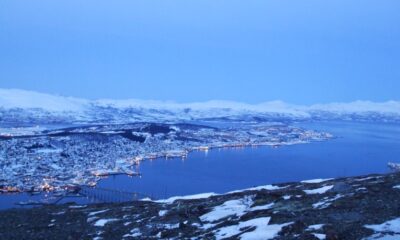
[0,122,332,194]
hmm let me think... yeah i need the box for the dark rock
[1,173,400,239]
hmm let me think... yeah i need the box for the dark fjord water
[1,121,400,209]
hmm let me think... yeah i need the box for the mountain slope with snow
[0,88,87,112]
[0,88,399,124]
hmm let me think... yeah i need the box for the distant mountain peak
[0,88,399,124]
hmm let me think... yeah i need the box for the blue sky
[0,0,399,104]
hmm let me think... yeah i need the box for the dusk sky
[1,0,399,104]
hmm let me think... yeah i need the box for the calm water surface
[98,121,400,198]
[1,121,399,209]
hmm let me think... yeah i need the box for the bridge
[77,185,152,203]
[17,185,153,207]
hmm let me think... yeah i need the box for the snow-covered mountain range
[1,88,399,124]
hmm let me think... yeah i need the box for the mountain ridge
[1,88,400,124]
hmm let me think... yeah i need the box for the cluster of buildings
[0,122,332,193]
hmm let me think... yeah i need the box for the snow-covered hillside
[0,88,87,112]
[0,88,399,124]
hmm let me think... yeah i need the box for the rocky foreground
[1,173,400,240]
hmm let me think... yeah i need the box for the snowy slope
[0,88,87,112]
[0,88,399,124]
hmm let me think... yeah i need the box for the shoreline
[0,138,329,195]
[1,122,332,193]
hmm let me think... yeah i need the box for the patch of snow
[88,209,109,217]
[301,178,333,184]
[365,218,400,233]
[393,185,400,189]
[229,185,287,194]
[69,205,87,209]
[363,234,400,240]
[200,223,216,230]
[100,131,125,134]
[312,233,326,240]
[312,194,343,209]
[214,217,292,240]
[123,228,141,238]
[156,192,217,204]
[158,210,168,217]
[87,217,98,223]
[192,223,201,228]
[52,211,65,215]
[163,223,180,229]
[200,197,253,223]
[282,195,291,200]
[354,176,379,182]
[36,148,62,154]
[307,224,325,231]
[251,203,275,211]
[304,185,334,195]
[94,218,119,227]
